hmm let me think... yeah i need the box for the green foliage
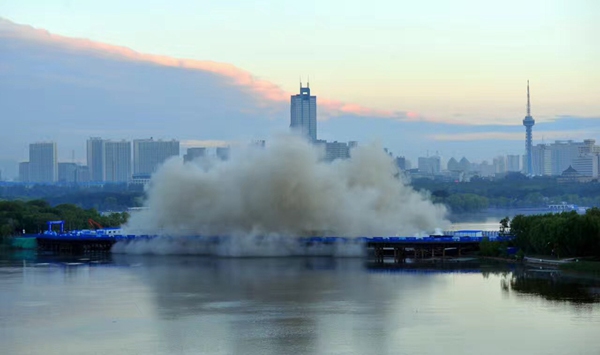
[509,208,600,258]
[0,184,144,211]
[432,192,489,214]
[0,200,129,237]
[479,238,508,257]
[412,177,600,210]
[479,238,499,257]
[499,216,510,235]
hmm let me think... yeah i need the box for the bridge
[365,233,513,263]
[31,221,513,258]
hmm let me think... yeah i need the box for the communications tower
[522,81,535,175]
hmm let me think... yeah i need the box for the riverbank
[480,252,600,279]
[478,255,521,264]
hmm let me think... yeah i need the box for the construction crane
[88,219,103,230]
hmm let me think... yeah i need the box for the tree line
[413,174,600,214]
[0,184,144,212]
[0,200,129,237]
[3,174,600,216]
[508,208,600,258]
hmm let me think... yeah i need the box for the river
[1,250,599,355]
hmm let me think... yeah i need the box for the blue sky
[0,1,599,178]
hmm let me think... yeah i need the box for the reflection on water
[504,269,600,304]
[1,253,599,355]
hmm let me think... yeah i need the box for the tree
[499,217,510,235]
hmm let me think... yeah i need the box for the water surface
[1,253,599,355]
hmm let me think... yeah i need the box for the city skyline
[0,8,599,178]
[13,133,600,184]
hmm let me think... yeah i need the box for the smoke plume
[123,135,448,239]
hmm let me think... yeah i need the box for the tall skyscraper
[133,138,179,176]
[29,142,57,183]
[532,144,552,176]
[522,81,535,175]
[87,137,105,182]
[290,82,317,142]
[104,140,132,182]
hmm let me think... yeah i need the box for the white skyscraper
[87,137,105,182]
[104,140,132,182]
[548,140,593,175]
[532,144,552,176]
[133,138,179,176]
[29,142,57,183]
[290,82,317,142]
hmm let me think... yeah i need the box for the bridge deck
[33,233,513,257]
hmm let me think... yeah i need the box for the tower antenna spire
[307,75,310,88]
[527,80,531,116]
[522,80,535,176]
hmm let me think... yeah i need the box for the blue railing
[36,231,513,244]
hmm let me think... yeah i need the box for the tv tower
[522,80,535,175]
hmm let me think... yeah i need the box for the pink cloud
[0,18,413,120]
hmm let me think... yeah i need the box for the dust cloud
[123,135,448,242]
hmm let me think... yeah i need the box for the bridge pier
[366,239,484,263]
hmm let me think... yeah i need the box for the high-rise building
[104,140,131,182]
[58,162,78,183]
[522,81,535,175]
[75,166,90,183]
[571,155,599,178]
[507,155,521,172]
[290,82,317,142]
[547,140,596,176]
[87,137,105,183]
[493,156,507,174]
[29,142,57,183]
[396,156,408,171]
[133,138,179,176]
[18,162,29,183]
[531,144,552,176]
[324,141,352,161]
[184,147,207,162]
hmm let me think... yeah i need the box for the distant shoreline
[449,207,568,223]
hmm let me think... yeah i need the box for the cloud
[0,17,402,120]
[0,17,598,168]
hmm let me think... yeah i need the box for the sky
[0,0,599,178]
